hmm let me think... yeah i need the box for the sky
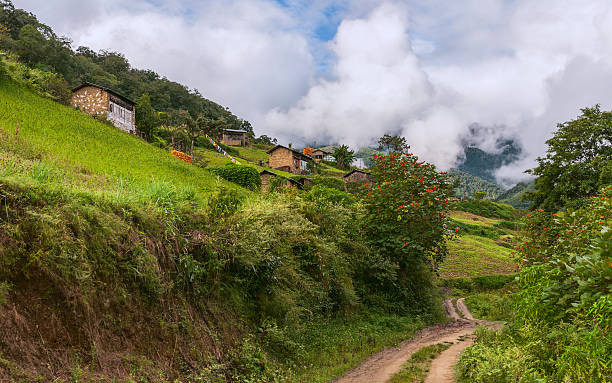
[12,0,612,183]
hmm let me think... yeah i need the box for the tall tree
[377,134,410,153]
[525,105,612,211]
[333,145,356,170]
[135,93,158,141]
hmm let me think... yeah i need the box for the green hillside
[495,181,534,209]
[0,80,241,203]
[439,200,519,278]
[449,168,503,200]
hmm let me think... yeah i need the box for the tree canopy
[525,105,612,211]
[377,134,410,153]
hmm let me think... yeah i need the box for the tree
[472,192,487,200]
[333,145,356,170]
[255,135,277,145]
[135,93,158,141]
[525,105,612,211]
[377,134,410,153]
[360,152,455,305]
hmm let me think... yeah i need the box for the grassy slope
[0,80,239,201]
[439,202,519,278]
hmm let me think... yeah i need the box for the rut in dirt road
[333,298,502,383]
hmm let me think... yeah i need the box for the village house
[343,169,372,183]
[312,148,333,163]
[221,129,248,146]
[71,82,136,134]
[267,145,313,175]
[260,170,302,192]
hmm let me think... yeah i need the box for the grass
[449,210,503,227]
[440,235,517,278]
[388,343,451,383]
[288,314,427,383]
[0,80,242,202]
[464,291,514,321]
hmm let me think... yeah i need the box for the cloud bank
[13,0,612,182]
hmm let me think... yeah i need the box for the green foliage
[304,175,345,191]
[135,93,158,140]
[495,181,534,209]
[304,185,355,206]
[438,274,517,293]
[449,218,507,240]
[377,134,409,153]
[208,163,261,190]
[526,105,612,211]
[332,144,356,170]
[207,187,243,218]
[449,169,502,200]
[464,292,513,321]
[453,199,516,220]
[362,153,455,268]
[359,153,454,311]
[457,187,612,383]
[389,343,451,383]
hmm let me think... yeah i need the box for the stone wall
[269,147,296,173]
[71,87,109,116]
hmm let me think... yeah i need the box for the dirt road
[333,299,501,383]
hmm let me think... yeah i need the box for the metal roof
[223,129,248,133]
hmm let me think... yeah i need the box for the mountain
[495,181,534,209]
[449,169,503,200]
[457,140,521,183]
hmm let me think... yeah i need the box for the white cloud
[264,0,612,181]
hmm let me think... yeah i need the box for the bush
[207,163,261,190]
[304,185,355,206]
[302,175,345,191]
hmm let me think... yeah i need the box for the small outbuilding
[343,169,372,183]
[71,82,136,134]
[221,129,248,146]
[267,145,313,175]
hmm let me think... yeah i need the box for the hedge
[207,163,261,190]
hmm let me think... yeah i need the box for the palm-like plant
[333,144,356,170]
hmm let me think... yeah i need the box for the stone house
[221,129,248,146]
[260,170,302,192]
[343,169,372,183]
[71,82,136,134]
[267,145,313,175]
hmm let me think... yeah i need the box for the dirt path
[333,299,501,383]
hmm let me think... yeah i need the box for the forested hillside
[456,141,521,183]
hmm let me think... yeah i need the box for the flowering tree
[360,153,457,275]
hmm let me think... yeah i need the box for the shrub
[207,163,261,190]
[300,175,345,191]
[207,188,243,219]
[304,185,355,206]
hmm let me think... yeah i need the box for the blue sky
[12,0,612,181]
